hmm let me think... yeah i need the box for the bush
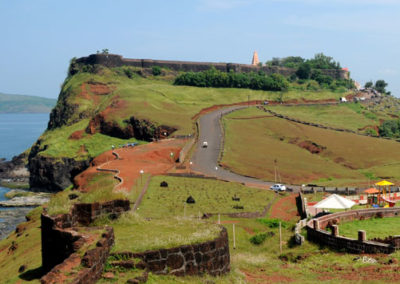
[174,68,288,91]
[152,66,162,76]
[257,218,289,228]
[249,232,268,245]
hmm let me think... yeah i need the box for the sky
[0,0,399,98]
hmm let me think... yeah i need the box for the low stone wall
[306,208,400,254]
[41,199,130,282]
[40,226,114,284]
[113,227,230,276]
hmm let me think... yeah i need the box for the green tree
[296,63,311,79]
[307,53,341,69]
[364,81,373,88]
[375,80,388,94]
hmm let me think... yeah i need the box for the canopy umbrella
[375,180,395,205]
[375,180,394,186]
[364,188,379,194]
[314,194,356,209]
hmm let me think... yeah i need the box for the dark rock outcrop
[29,155,90,192]
[0,152,29,181]
[86,114,176,141]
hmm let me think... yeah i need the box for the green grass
[37,69,348,160]
[0,207,43,284]
[222,107,400,186]
[138,176,276,218]
[339,216,400,239]
[265,103,386,133]
[93,213,221,252]
[36,119,144,160]
[46,172,125,215]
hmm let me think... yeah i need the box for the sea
[0,113,49,239]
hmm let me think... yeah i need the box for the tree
[307,53,341,69]
[296,63,311,79]
[101,48,109,54]
[375,80,388,94]
[364,81,373,88]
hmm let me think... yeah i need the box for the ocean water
[0,113,49,160]
[0,113,49,239]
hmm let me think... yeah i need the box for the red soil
[69,130,85,140]
[74,139,187,193]
[269,194,299,222]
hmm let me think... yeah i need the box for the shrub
[174,68,288,91]
[257,218,289,228]
[152,66,162,76]
[249,232,268,245]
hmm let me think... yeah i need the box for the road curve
[191,105,298,190]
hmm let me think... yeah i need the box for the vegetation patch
[339,216,400,239]
[138,176,275,218]
[93,213,221,252]
[222,107,400,186]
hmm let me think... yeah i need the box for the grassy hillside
[265,103,388,134]
[35,67,347,161]
[0,93,56,113]
[222,107,400,186]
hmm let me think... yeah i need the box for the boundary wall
[112,227,230,276]
[306,208,400,254]
[75,54,349,80]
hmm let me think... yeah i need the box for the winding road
[191,105,301,191]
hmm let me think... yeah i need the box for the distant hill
[0,93,56,113]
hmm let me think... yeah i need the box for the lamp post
[189,161,193,175]
[140,169,144,186]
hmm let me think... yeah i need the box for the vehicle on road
[202,141,208,148]
[270,183,286,191]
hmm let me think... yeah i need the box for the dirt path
[74,139,187,192]
[269,194,299,222]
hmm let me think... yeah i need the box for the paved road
[191,105,300,191]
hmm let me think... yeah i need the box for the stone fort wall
[306,208,400,254]
[75,54,349,80]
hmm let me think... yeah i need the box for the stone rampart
[112,227,230,276]
[75,54,349,80]
[40,199,130,283]
[306,208,400,254]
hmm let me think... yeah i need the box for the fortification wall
[306,208,400,254]
[113,227,230,276]
[41,199,130,283]
[75,54,349,80]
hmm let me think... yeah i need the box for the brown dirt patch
[242,269,294,283]
[69,130,85,140]
[296,140,326,154]
[74,139,187,193]
[269,194,299,222]
[88,82,113,95]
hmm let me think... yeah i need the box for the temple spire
[251,51,260,66]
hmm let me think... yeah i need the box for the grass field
[265,103,387,133]
[94,213,221,252]
[340,216,400,239]
[222,107,400,186]
[138,176,276,218]
[37,69,348,160]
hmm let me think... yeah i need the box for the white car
[270,184,286,191]
[202,141,208,148]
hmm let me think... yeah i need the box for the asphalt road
[191,105,300,191]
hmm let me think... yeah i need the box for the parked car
[270,184,286,191]
[202,141,208,148]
